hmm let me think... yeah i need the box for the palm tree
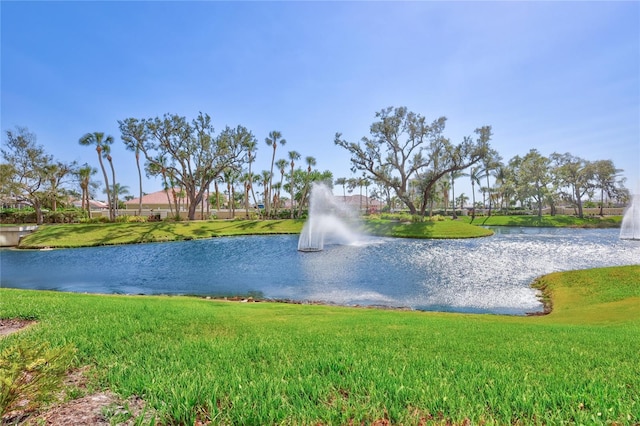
[240,172,251,218]
[212,175,222,213]
[246,138,258,215]
[481,150,503,217]
[223,167,240,218]
[297,156,316,217]
[265,130,286,217]
[105,183,129,210]
[456,193,469,211]
[118,118,147,216]
[469,166,482,220]
[450,169,467,219]
[250,173,261,211]
[288,150,300,218]
[493,165,509,212]
[78,164,97,218]
[79,132,114,220]
[102,144,118,219]
[439,178,451,214]
[271,181,282,214]
[275,159,288,216]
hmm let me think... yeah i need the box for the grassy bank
[16,218,492,249]
[363,218,493,239]
[1,265,638,424]
[460,214,622,228]
[17,220,305,249]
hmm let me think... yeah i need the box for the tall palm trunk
[214,181,221,212]
[245,182,250,218]
[96,147,111,221]
[485,173,492,217]
[290,165,296,219]
[451,173,457,219]
[161,174,174,218]
[107,155,117,220]
[471,180,476,221]
[84,186,92,219]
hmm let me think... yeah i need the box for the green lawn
[460,214,622,228]
[363,218,493,239]
[1,265,638,425]
[17,220,305,248]
[17,218,492,249]
[12,214,624,249]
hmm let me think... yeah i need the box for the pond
[1,227,638,315]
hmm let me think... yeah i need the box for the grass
[17,218,492,249]
[1,265,638,425]
[17,220,306,249]
[363,218,493,239]
[460,214,622,228]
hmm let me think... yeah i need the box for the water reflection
[1,228,638,315]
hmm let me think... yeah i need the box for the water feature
[620,194,640,240]
[297,182,366,251]
[2,228,638,315]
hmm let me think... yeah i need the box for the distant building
[123,189,210,211]
[334,194,383,212]
[70,199,109,209]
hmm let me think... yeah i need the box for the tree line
[334,106,629,219]
[1,113,330,223]
[2,106,629,224]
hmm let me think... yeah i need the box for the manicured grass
[17,220,305,249]
[363,218,493,239]
[17,218,492,249]
[460,214,622,228]
[1,265,638,425]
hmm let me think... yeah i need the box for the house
[334,194,383,213]
[71,199,109,209]
[123,189,200,211]
[122,189,224,220]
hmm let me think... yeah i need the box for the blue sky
[2,1,639,201]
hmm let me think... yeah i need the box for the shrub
[0,208,85,224]
[0,341,76,417]
[115,215,148,223]
[80,216,110,224]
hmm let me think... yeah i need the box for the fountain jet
[297,182,365,251]
[620,194,640,240]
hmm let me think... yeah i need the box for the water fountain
[620,194,640,240]
[297,182,365,251]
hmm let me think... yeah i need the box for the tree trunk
[451,176,457,219]
[599,188,605,216]
[97,151,111,221]
[136,152,143,216]
[34,198,44,225]
[486,175,492,217]
[164,186,174,217]
[188,197,198,220]
[289,172,295,219]
[245,183,250,218]
[215,181,221,212]
[471,182,476,221]
[108,158,117,221]
[399,194,417,215]
[576,188,584,218]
